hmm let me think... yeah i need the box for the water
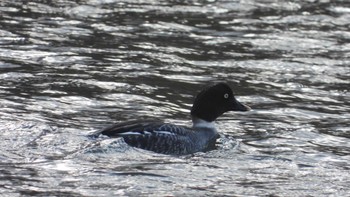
[0,0,349,196]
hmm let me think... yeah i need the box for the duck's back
[98,120,217,155]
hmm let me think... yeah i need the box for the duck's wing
[100,120,172,137]
[97,119,193,137]
[88,120,161,138]
[94,120,195,154]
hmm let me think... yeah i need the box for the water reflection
[0,0,349,196]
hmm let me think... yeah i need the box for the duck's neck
[192,116,216,129]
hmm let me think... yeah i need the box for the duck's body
[95,83,250,155]
[100,119,218,155]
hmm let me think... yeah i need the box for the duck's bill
[231,99,251,111]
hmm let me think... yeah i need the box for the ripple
[0,0,349,196]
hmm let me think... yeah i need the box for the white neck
[192,117,216,129]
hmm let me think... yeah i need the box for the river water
[0,0,349,196]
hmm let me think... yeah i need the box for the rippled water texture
[1,0,349,196]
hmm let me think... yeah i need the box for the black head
[190,83,250,122]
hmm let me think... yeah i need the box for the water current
[0,0,349,196]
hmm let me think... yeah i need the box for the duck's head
[191,83,250,122]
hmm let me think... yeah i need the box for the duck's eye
[224,93,229,99]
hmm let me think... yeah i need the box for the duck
[93,83,250,155]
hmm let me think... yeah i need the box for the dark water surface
[1,0,349,196]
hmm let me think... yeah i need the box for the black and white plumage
[93,83,250,155]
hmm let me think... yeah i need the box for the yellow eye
[224,93,229,99]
